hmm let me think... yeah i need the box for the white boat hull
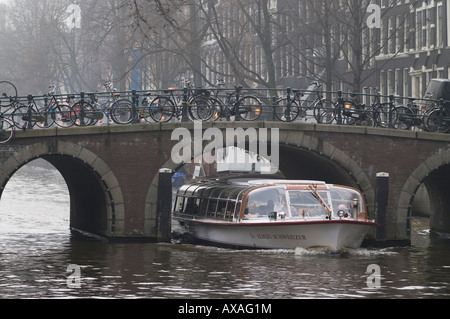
[175,218,376,252]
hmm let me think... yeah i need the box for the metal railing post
[438,98,445,133]
[272,95,278,121]
[235,86,242,121]
[388,94,394,128]
[286,87,292,122]
[182,87,189,122]
[27,94,33,129]
[79,92,86,126]
[337,90,343,125]
[131,89,139,124]
[43,96,49,127]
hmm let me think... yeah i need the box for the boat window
[207,199,218,217]
[198,198,208,216]
[175,182,255,220]
[216,200,228,218]
[193,185,208,197]
[201,186,214,198]
[183,197,199,215]
[329,188,364,217]
[219,187,234,199]
[234,201,242,219]
[288,189,331,218]
[174,195,185,213]
[210,186,227,198]
[245,187,285,216]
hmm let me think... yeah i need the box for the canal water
[0,159,450,300]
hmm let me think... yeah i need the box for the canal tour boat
[172,178,377,252]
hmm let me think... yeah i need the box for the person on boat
[275,198,289,215]
[246,201,260,218]
[262,200,274,215]
[305,205,327,217]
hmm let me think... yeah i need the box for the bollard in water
[157,168,173,243]
[375,172,389,240]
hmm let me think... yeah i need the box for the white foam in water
[294,247,326,255]
[293,246,398,257]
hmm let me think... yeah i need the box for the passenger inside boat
[274,198,289,215]
[246,201,260,218]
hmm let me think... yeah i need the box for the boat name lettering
[251,233,307,240]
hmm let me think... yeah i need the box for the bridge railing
[2,85,450,133]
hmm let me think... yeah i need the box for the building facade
[195,0,450,98]
[376,0,450,98]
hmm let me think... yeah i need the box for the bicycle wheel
[238,95,262,121]
[149,96,175,123]
[275,98,299,122]
[422,107,435,132]
[189,96,215,121]
[355,113,375,127]
[55,103,74,127]
[36,106,56,128]
[426,108,450,133]
[0,117,14,143]
[374,103,393,128]
[314,99,336,124]
[11,104,37,129]
[392,106,413,130]
[110,99,134,124]
[0,81,18,107]
[70,101,96,126]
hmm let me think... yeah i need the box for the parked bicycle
[0,111,15,144]
[361,87,394,128]
[0,81,18,107]
[147,81,218,122]
[275,82,336,123]
[12,86,74,129]
[337,93,376,127]
[391,97,431,130]
[274,88,303,122]
[424,101,450,133]
[0,81,24,129]
[205,80,263,121]
[70,83,135,126]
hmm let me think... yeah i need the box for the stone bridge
[1,121,450,246]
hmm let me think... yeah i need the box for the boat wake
[292,246,398,257]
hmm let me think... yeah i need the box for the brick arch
[0,141,124,238]
[278,130,375,215]
[146,129,376,230]
[399,149,450,235]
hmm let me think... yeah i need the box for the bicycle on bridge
[0,81,18,143]
[1,80,450,143]
[274,82,335,123]
[145,80,232,123]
